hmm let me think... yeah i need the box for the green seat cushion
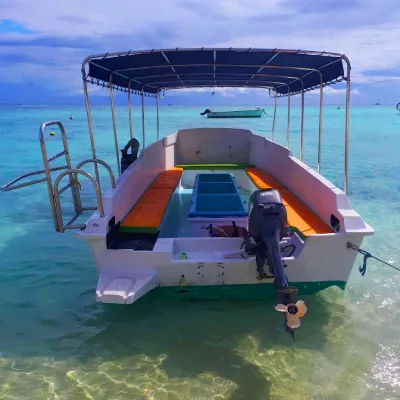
[175,163,255,170]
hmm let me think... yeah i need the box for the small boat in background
[200,108,265,118]
[396,103,400,113]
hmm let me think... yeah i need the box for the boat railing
[75,159,116,188]
[1,121,114,233]
[53,169,104,232]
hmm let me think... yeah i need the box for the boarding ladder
[1,121,115,233]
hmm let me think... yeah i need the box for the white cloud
[165,87,271,98]
[211,24,400,85]
[308,87,360,96]
[1,0,400,100]
[74,85,110,97]
[0,0,291,37]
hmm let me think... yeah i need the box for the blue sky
[0,0,399,105]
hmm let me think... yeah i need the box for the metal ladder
[1,121,116,233]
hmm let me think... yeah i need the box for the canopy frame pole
[81,63,101,194]
[140,79,287,91]
[111,63,324,76]
[272,89,277,141]
[156,89,160,140]
[317,73,324,174]
[287,89,291,148]
[300,83,305,161]
[124,71,303,82]
[142,83,165,143]
[109,73,121,177]
[344,57,351,194]
[127,80,133,140]
[141,89,145,148]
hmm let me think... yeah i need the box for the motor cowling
[248,189,288,243]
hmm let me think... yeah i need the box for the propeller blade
[296,300,308,318]
[286,314,301,329]
[275,303,287,312]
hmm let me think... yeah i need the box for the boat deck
[109,164,334,250]
[159,181,252,238]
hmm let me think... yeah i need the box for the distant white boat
[200,108,265,118]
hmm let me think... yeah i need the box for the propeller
[272,287,307,340]
[275,300,308,329]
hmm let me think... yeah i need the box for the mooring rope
[347,242,400,276]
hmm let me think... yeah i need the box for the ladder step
[58,183,72,195]
[48,150,67,162]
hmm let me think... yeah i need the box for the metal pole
[39,125,59,231]
[300,88,305,161]
[128,80,133,140]
[141,89,145,148]
[156,90,160,140]
[109,75,121,177]
[272,90,277,141]
[317,75,324,174]
[82,78,101,194]
[56,122,81,213]
[344,60,351,194]
[287,90,291,148]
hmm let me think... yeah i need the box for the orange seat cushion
[150,167,183,189]
[121,188,174,232]
[139,187,174,204]
[245,168,284,189]
[246,168,333,236]
[121,202,170,230]
[120,168,183,233]
[279,189,333,236]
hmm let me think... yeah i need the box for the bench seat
[120,168,183,233]
[245,168,333,237]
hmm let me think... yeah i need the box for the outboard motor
[245,189,307,335]
[120,138,140,174]
[200,108,211,116]
[247,189,288,288]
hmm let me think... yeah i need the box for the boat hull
[207,109,264,118]
[128,281,348,303]
[87,228,367,304]
[77,127,374,305]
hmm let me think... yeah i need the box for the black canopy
[85,48,347,96]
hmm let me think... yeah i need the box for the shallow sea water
[0,104,399,399]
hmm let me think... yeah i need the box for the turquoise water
[0,104,399,399]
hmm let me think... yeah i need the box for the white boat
[201,108,265,118]
[2,48,374,333]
